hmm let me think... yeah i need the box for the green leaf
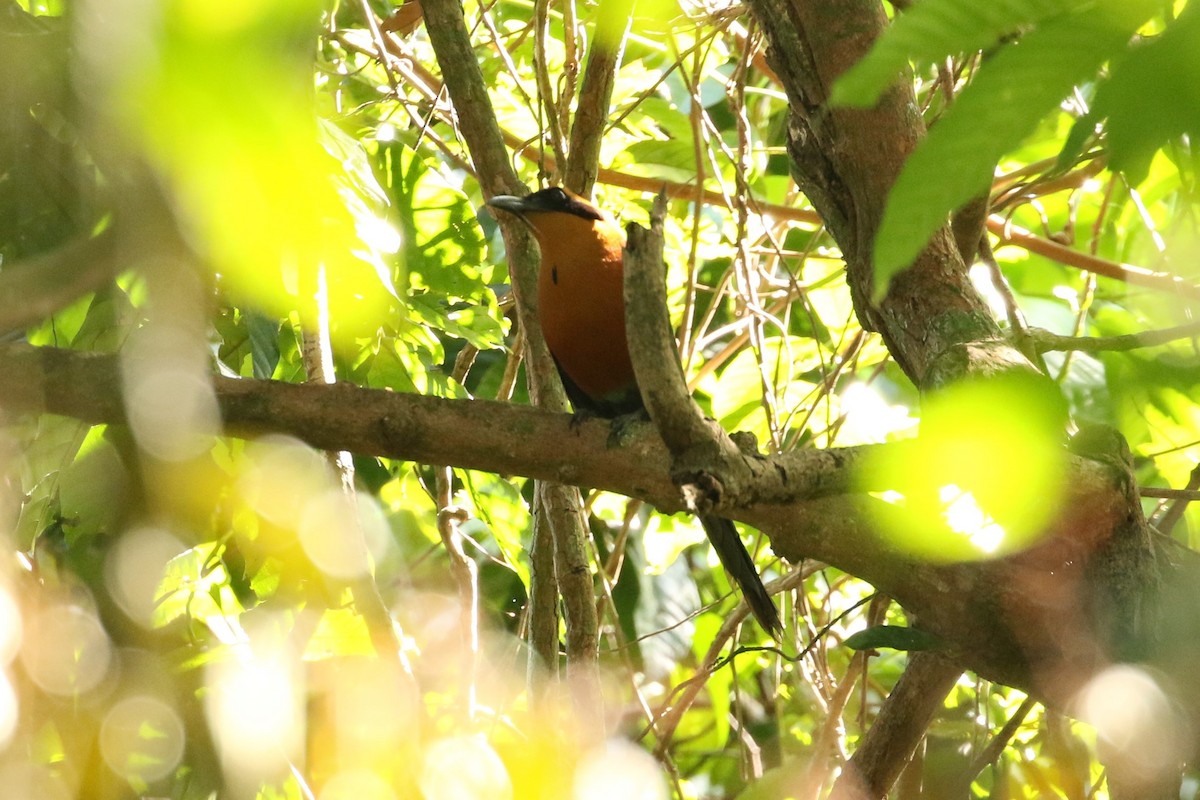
[831,0,1087,108]
[844,625,945,652]
[246,311,281,379]
[1089,5,1200,185]
[625,139,705,183]
[871,0,1159,299]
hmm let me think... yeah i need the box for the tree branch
[420,0,601,701]
[623,193,712,455]
[829,653,963,800]
[0,343,872,510]
[1029,320,1200,353]
[562,0,633,196]
[0,340,1153,709]
[988,217,1200,302]
[745,0,1020,389]
[0,228,120,332]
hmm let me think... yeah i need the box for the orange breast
[526,213,636,404]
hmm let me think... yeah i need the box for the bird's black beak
[485,195,531,217]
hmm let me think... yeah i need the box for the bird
[487,186,782,635]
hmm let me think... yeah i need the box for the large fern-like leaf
[870,0,1159,299]
[830,0,1086,108]
[1090,4,1200,185]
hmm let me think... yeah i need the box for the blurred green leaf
[1078,5,1200,185]
[870,0,1159,299]
[844,625,944,652]
[831,0,1087,108]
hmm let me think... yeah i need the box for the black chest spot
[551,265,558,285]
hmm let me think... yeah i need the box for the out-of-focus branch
[0,228,120,332]
[562,0,633,196]
[828,653,963,800]
[988,217,1200,302]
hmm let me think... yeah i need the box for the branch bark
[828,653,963,800]
[745,0,1017,389]
[0,341,1161,708]
[0,228,122,333]
[562,0,633,196]
[421,0,601,702]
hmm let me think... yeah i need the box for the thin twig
[1028,319,1200,353]
[1150,464,1200,536]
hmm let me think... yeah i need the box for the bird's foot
[606,408,651,448]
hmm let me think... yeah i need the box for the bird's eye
[550,188,566,201]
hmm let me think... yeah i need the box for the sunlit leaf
[869,0,1159,299]
[831,0,1087,108]
[857,373,1068,560]
[122,0,396,338]
[1080,4,1200,185]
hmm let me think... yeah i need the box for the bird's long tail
[699,516,781,635]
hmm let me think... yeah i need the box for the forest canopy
[3,0,1200,798]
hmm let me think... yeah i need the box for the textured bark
[744,0,1010,388]
[737,0,1169,793]
[0,341,1145,702]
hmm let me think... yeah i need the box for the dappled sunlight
[859,374,1067,560]
[19,602,112,697]
[5,0,1198,793]
[106,526,188,628]
[836,382,918,445]
[78,0,400,342]
[1075,665,1189,792]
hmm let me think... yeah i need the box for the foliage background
[2,0,1199,797]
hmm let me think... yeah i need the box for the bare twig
[951,695,1038,795]
[1141,487,1200,502]
[1028,319,1200,353]
[989,217,1200,302]
[623,192,713,454]
[1150,465,1200,536]
[829,653,963,800]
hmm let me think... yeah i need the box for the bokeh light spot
[0,586,22,666]
[0,671,19,749]
[107,527,187,628]
[420,735,513,800]
[573,740,667,800]
[1076,664,1187,786]
[206,647,303,788]
[100,695,186,783]
[858,373,1066,561]
[20,604,113,697]
[319,769,398,800]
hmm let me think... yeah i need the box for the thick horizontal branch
[0,343,1164,702]
[6,342,1190,716]
[0,343,866,513]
